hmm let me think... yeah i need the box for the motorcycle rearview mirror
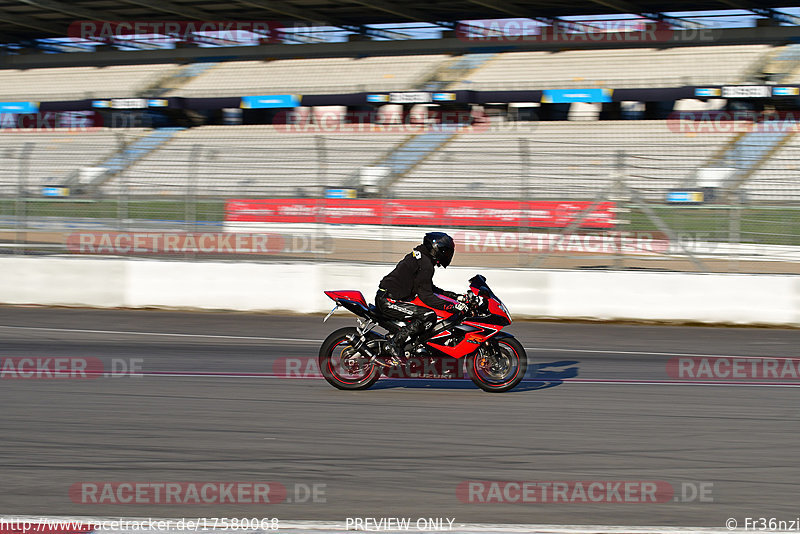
[469,274,487,286]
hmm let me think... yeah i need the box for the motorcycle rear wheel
[319,327,382,390]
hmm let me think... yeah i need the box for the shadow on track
[373,360,580,392]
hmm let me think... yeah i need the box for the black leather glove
[443,301,468,314]
[453,301,469,313]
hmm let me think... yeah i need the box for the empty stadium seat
[453,45,771,89]
[101,125,411,196]
[0,64,178,101]
[743,136,800,202]
[0,129,148,195]
[169,55,451,97]
[392,121,738,200]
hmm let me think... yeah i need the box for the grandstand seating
[0,129,146,195]
[392,121,738,200]
[168,55,451,97]
[744,135,800,202]
[0,121,792,202]
[0,43,792,203]
[95,122,734,200]
[453,45,771,89]
[0,44,777,101]
[0,64,178,101]
[100,125,410,196]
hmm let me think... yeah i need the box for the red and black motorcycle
[319,274,527,392]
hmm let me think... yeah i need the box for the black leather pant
[375,289,437,346]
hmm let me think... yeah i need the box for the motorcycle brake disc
[341,346,363,373]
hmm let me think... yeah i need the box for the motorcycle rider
[375,232,469,365]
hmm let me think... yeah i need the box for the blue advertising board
[240,95,300,108]
[773,87,800,96]
[41,186,70,198]
[541,88,612,103]
[0,102,38,113]
[694,88,721,97]
[324,189,357,199]
[666,190,704,204]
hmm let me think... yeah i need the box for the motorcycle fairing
[324,281,510,360]
[324,290,369,316]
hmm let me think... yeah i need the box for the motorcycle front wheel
[467,336,528,393]
[319,327,382,390]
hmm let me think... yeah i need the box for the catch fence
[1,123,798,273]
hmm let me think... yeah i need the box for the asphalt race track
[1,306,799,528]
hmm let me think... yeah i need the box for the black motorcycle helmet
[423,232,455,268]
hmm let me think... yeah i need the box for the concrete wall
[0,257,798,326]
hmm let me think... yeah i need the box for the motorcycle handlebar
[461,292,485,315]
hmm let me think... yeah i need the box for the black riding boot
[386,319,424,363]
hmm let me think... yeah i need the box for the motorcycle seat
[368,304,408,332]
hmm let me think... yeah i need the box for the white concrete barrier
[0,257,797,326]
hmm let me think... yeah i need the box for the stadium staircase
[757,43,800,83]
[369,126,460,194]
[65,127,186,193]
[692,126,797,197]
[419,52,498,91]
[361,52,497,193]
[690,43,800,198]
[140,61,220,97]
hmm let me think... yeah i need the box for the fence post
[116,133,129,232]
[729,191,742,272]
[186,144,200,233]
[519,137,530,267]
[185,144,201,260]
[15,142,33,255]
[315,135,327,262]
[613,151,625,270]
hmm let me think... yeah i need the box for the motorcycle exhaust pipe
[346,333,379,361]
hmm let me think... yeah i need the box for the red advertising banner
[225,199,616,229]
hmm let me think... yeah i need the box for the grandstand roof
[0,0,798,44]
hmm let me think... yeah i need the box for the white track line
[0,516,748,534]
[526,346,800,361]
[0,324,796,361]
[88,372,800,387]
[0,325,320,343]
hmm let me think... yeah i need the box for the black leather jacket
[378,244,457,309]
